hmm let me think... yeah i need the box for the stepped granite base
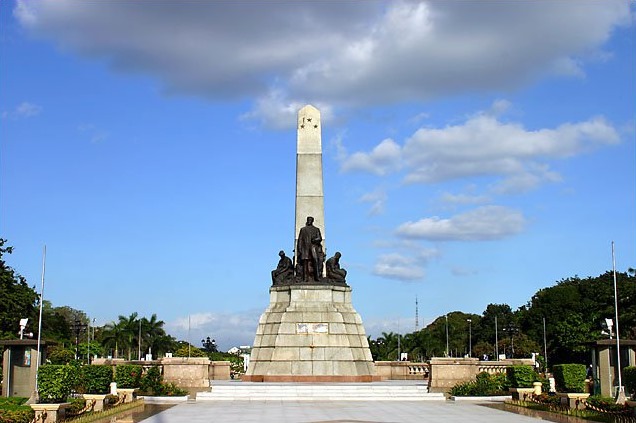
[243,284,377,382]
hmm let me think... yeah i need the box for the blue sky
[1,1,634,351]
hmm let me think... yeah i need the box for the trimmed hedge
[0,397,34,423]
[449,371,509,396]
[115,364,142,388]
[79,365,113,394]
[553,363,586,393]
[0,408,35,423]
[624,366,636,400]
[506,365,537,388]
[37,364,78,403]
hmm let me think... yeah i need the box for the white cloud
[396,205,526,241]
[402,114,619,184]
[440,192,490,206]
[359,188,387,216]
[341,138,401,175]
[373,253,424,281]
[166,310,260,351]
[341,107,619,191]
[2,101,42,119]
[14,1,632,110]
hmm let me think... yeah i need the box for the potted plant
[507,365,537,401]
[553,364,589,409]
[79,365,115,411]
[31,364,77,422]
[114,364,142,403]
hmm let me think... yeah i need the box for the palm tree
[101,321,126,358]
[376,332,399,361]
[116,312,139,360]
[140,314,167,358]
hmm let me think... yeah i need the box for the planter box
[117,388,139,403]
[556,392,589,409]
[82,393,115,412]
[30,402,70,423]
[509,387,535,401]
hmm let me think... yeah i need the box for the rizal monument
[243,105,377,382]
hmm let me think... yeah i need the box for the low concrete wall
[428,358,534,393]
[209,361,231,380]
[161,357,210,388]
[375,361,429,380]
[92,357,232,389]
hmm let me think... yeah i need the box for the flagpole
[35,245,46,396]
[612,242,626,403]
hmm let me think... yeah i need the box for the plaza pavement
[139,400,545,423]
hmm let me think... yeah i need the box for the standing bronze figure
[296,216,323,282]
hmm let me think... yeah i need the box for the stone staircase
[196,382,445,401]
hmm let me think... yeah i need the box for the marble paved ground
[138,400,544,423]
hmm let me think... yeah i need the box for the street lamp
[71,319,87,360]
[466,318,472,358]
[201,337,217,353]
[445,315,449,357]
[502,325,519,358]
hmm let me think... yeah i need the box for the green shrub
[46,346,75,365]
[623,366,636,400]
[533,392,560,407]
[139,366,163,396]
[115,364,142,388]
[586,395,629,412]
[0,397,28,407]
[506,365,537,388]
[65,398,86,415]
[138,366,188,397]
[79,365,113,394]
[448,372,509,396]
[0,408,35,423]
[37,364,78,403]
[161,383,188,397]
[553,364,586,393]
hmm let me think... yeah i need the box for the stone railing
[92,357,231,389]
[375,361,429,380]
[428,357,535,393]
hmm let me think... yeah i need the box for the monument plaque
[243,105,376,382]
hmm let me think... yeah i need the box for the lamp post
[467,318,472,358]
[495,316,499,361]
[72,320,87,360]
[445,315,449,357]
[138,319,142,360]
[201,337,217,353]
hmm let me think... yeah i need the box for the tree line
[369,270,635,366]
[2,239,635,367]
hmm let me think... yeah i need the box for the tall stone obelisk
[242,105,376,383]
[294,105,325,261]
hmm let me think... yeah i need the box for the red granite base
[241,375,381,382]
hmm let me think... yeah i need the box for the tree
[101,320,127,358]
[0,239,39,339]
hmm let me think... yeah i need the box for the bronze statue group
[271,216,347,286]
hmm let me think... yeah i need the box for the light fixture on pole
[445,314,449,357]
[19,318,28,339]
[466,318,472,358]
[495,316,499,361]
[138,319,142,361]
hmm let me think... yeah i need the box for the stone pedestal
[244,284,376,382]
